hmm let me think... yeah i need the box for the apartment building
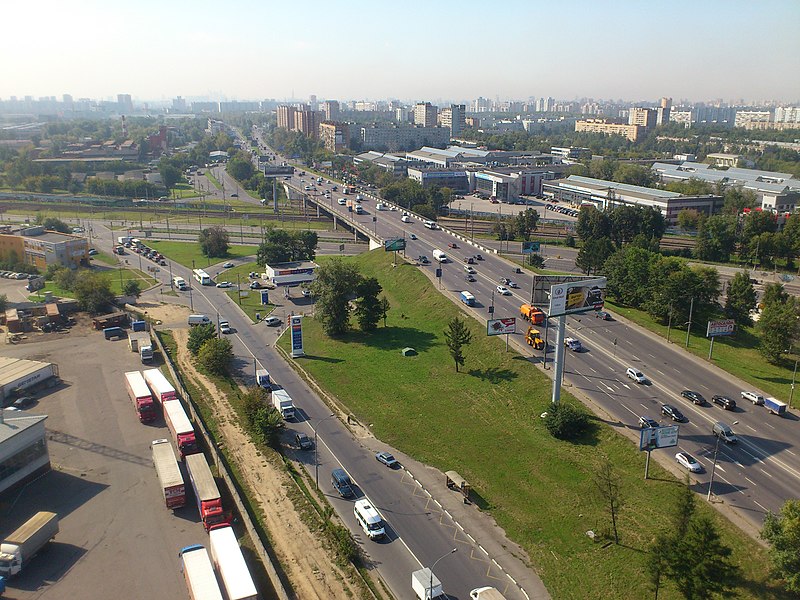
[575,119,643,142]
[319,121,349,152]
[414,102,438,128]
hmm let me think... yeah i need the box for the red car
[448,242,459,249]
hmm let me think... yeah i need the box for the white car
[219,320,232,334]
[222,262,234,268]
[507,280,519,288]
[675,452,703,473]
[401,215,411,223]
[264,316,282,326]
[496,286,511,296]
[216,281,233,288]
[464,266,476,274]
[626,367,646,384]
[338,198,347,205]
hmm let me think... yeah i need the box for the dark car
[595,311,613,321]
[249,281,262,289]
[295,433,313,450]
[681,390,705,405]
[448,242,459,249]
[12,396,36,410]
[376,451,399,468]
[712,395,737,410]
[475,254,484,261]
[638,416,659,429]
[661,404,686,422]
[465,274,476,282]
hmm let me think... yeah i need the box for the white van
[173,276,189,291]
[354,499,385,540]
[424,220,438,230]
[187,314,211,327]
[432,249,448,263]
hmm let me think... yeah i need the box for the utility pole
[685,297,694,348]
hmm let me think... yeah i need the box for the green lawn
[148,240,257,269]
[29,267,157,301]
[278,250,782,600]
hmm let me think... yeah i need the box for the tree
[159,164,181,191]
[122,279,142,298]
[725,272,757,325]
[694,215,736,262]
[353,277,383,332]
[379,295,391,327]
[672,476,696,541]
[543,402,588,440]
[576,206,611,241]
[677,209,702,232]
[251,405,285,448]
[762,282,789,308]
[761,499,800,593]
[311,259,362,337]
[241,386,270,425]
[54,266,77,291]
[197,337,233,376]
[444,316,472,372]
[576,237,614,275]
[722,185,757,215]
[40,217,71,233]
[646,533,672,600]
[758,296,800,363]
[72,271,114,314]
[512,208,539,241]
[613,163,656,187]
[603,246,659,308]
[592,457,623,544]
[187,323,216,356]
[672,517,739,599]
[256,228,317,265]
[199,226,230,258]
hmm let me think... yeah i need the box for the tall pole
[189,260,195,311]
[666,304,673,343]
[707,420,737,501]
[430,548,457,600]
[790,359,798,409]
[314,413,336,489]
[685,297,694,348]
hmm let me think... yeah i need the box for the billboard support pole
[645,448,651,479]
[506,333,509,352]
[708,335,715,361]
[551,315,566,405]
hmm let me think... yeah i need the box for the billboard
[522,241,540,254]
[290,315,304,358]
[707,319,735,337]
[384,238,406,252]
[548,277,606,317]
[639,425,680,451]
[487,318,516,336]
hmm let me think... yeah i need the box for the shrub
[544,402,588,440]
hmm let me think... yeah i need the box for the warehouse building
[0,410,50,496]
[0,226,88,270]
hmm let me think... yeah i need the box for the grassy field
[29,266,157,301]
[148,240,257,269]
[278,250,783,600]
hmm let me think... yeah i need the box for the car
[464,266,476,274]
[507,280,519,288]
[219,320,232,334]
[264,316,282,326]
[626,367,646,384]
[302,289,312,297]
[711,395,737,410]
[249,281,262,289]
[499,277,510,285]
[401,215,411,223]
[465,274,476,282]
[661,404,686,422]
[496,286,511,295]
[376,451,399,468]
[681,390,705,405]
[475,254,484,261]
[409,233,417,240]
[448,242,459,249]
[222,262,234,268]
[12,396,36,410]
[638,416,659,429]
[338,198,347,205]
[216,281,233,288]
[88,248,98,256]
[595,310,612,320]
[418,255,430,264]
[230,193,238,197]
[295,433,313,450]
[741,391,764,405]
[464,256,475,264]
[72,227,84,233]
[249,272,259,279]
[159,259,167,266]
[675,452,703,473]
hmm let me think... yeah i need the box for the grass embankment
[148,240,256,269]
[279,250,783,600]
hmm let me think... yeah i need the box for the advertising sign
[548,277,607,317]
[384,238,406,252]
[487,318,516,336]
[522,241,541,254]
[707,319,735,337]
[290,315,304,358]
[639,425,680,451]
[260,291,269,305]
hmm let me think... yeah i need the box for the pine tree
[444,316,472,372]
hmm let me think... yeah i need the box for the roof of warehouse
[0,411,48,445]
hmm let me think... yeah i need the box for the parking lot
[1,322,204,599]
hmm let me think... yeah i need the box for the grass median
[149,240,257,269]
[278,249,781,600]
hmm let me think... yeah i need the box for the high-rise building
[656,97,672,126]
[295,109,322,138]
[439,104,466,136]
[628,107,658,129]
[319,122,350,152]
[309,94,317,111]
[535,97,554,112]
[277,105,297,130]
[172,96,187,112]
[414,102,437,127]
[322,100,340,121]
[117,94,133,114]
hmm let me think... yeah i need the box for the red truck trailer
[142,368,178,405]
[185,453,230,531]
[151,439,186,509]
[162,400,199,459]
[124,371,156,423]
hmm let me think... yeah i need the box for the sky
[2,0,799,105]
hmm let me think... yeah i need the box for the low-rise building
[0,409,50,496]
[0,227,88,270]
[407,168,470,193]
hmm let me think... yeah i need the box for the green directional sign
[384,238,406,252]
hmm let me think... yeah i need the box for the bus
[193,269,212,286]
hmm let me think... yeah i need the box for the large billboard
[384,238,406,252]
[639,425,680,451]
[707,319,735,337]
[487,318,516,336]
[548,277,606,317]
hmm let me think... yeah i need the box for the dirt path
[168,324,363,600]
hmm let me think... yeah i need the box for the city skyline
[2,0,799,104]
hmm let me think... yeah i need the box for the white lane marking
[621,383,630,389]
[715,464,726,473]
[631,355,641,362]
[746,425,757,432]
[760,468,774,479]
[764,422,776,430]
[589,367,598,374]
[754,501,768,512]
[745,477,757,486]
[787,449,798,457]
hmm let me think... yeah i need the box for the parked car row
[546,204,579,217]
[0,271,33,280]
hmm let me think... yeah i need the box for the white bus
[193,269,212,285]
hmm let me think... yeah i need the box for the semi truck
[0,358,59,405]
[163,400,199,458]
[255,369,271,390]
[128,332,154,363]
[208,526,258,600]
[520,304,545,325]
[185,453,230,531]
[179,545,224,600]
[151,439,186,509]
[271,388,295,420]
[142,368,178,405]
[411,567,442,600]
[124,371,156,423]
[764,397,788,416]
[0,512,59,577]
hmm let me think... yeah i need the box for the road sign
[339,244,345,251]
[384,238,406,252]
[435,268,442,278]
[522,241,540,254]
[639,425,680,451]
[707,319,735,337]
[487,318,516,336]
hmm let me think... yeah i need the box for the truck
[432,249,448,263]
[92,311,129,330]
[208,526,258,600]
[255,369,272,390]
[411,567,442,600]
[520,304,545,325]
[0,358,59,405]
[185,453,230,531]
[129,332,154,363]
[163,400,199,458]
[142,368,178,405]
[179,545,224,600]
[0,512,59,577]
[124,370,157,423]
[271,388,295,420]
[525,327,545,350]
[460,291,475,306]
[117,235,134,245]
[151,439,186,509]
[764,397,788,416]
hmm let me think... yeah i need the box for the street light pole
[790,360,798,409]
[707,420,737,501]
[429,548,457,599]
[314,413,336,490]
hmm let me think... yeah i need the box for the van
[401,215,411,223]
[103,326,126,340]
[353,499,385,540]
[331,468,354,497]
[424,220,438,230]
[432,249,448,263]
[712,421,738,444]
[173,276,189,291]
[188,314,211,327]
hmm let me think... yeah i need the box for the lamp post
[707,420,737,501]
[314,413,336,490]
[790,359,798,409]
[429,548,457,599]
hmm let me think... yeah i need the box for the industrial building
[0,410,50,496]
[0,226,88,270]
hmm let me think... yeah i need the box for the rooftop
[0,410,48,445]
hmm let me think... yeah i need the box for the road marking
[745,424,757,432]
[745,477,757,486]
[654,369,665,376]
[589,366,598,374]
[760,468,774,479]
[754,501,768,512]
[715,464,726,473]
[764,422,776,430]
[621,383,630,389]
[631,355,641,362]
[648,353,656,358]
[787,449,798,457]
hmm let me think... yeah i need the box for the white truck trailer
[412,567,443,599]
[208,526,258,600]
[151,439,186,509]
[178,544,224,600]
[0,512,59,577]
[271,388,295,420]
[128,332,154,363]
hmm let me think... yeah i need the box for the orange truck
[520,304,545,325]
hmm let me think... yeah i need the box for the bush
[565,235,576,248]
[187,323,216,355]
[197,337,233,375]
[544,402,588,440]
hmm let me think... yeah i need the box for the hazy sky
[2,0,799,104]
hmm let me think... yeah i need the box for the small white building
[263,261,319,287]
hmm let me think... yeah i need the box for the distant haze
[2,0,799,104]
